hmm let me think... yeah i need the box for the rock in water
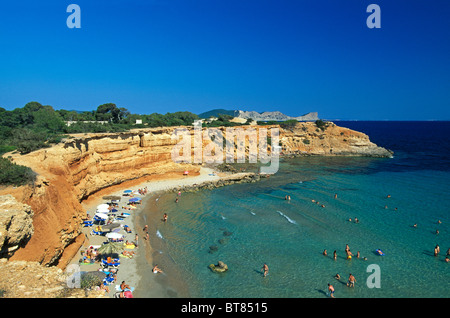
[209,245,218,253]
[209,261,228,273]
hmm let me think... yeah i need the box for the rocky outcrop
[169,172,267,193]
[0,123,391,270]
[0,195,34,258]
[237,110,319,122]
[279,122,393,157]
[209,261,228,273]
[0,259,105,298]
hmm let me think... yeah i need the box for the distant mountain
[198,109,238,119]
[236,110,319,122]
[198,109,319,122]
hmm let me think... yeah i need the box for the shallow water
[137,122,450,298]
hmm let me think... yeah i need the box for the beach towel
[124,291,133,298]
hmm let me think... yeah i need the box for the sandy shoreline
[70,167,223,298]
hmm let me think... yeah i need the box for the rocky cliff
[0,195,34,258]
[0,123,391,270]
[279,121,393,157]
[237,110,319,122]
[0,127,201,268]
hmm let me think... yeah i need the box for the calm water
[138,121,450,298]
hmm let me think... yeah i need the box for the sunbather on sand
[120,281,131,291]
[153,265,163,274]
[122,250,135,257]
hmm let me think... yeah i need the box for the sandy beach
[70,166,222,298]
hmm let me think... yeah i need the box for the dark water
[138,121,450,298]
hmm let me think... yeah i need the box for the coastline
[71,166,262,297]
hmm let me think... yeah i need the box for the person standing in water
[262,263,269,277]
[328,283,335,298]
[347,274,356,287]
[434,244,440,256]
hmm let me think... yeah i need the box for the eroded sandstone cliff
[280,121,392,157]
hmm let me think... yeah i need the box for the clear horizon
[1,0,449,121]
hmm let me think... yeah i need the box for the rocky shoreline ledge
[168,171,268,194]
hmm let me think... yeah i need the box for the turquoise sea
[137,121,450,298]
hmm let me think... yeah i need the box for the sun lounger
[90,225,105,236]
[101,259,120,268]
[90,229,105,236]
[124,225,132,233]
[103,273,116,285]
[83,220,93,227]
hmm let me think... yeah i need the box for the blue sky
[0,0,449,120]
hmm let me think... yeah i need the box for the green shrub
[0,157,36,186]
[279,120,298,130]
[0,145,16,155]
[10,128,48,154]
[80,273,102,289]
[315,120,328,131]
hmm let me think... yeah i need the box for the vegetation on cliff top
[0,101,309,156]
[0,101,200,155]
[0,157,36,186]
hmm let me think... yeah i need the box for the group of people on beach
[138,187,148,195]
[80,187,169,298]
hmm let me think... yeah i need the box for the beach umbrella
[96,204,110,213]
[123,190,132,193]
[129,197,141,202]
[94,213,108,220]
[106,232,123,239]
[103,195,121,201]
[102,223,121,231]
[97,242,124,256]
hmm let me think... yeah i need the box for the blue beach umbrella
[123,190,132,193]
[129,197,141,202]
